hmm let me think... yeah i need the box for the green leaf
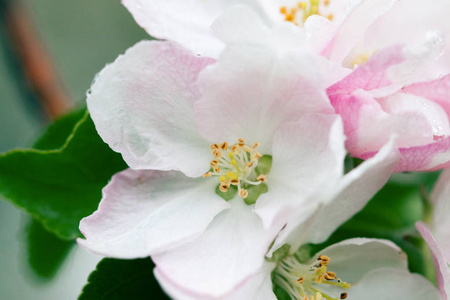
[79,258,169,300]
[25,218,73,278]
[0,109,128,240]
[33,108,86,150]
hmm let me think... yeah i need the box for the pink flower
[328,38,450,172]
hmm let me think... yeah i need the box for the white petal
[154,261,276,300]
[255,113,345,229]
[152,198,280,298]
[431,169,450,260]
[416,222,450,298]
[270,138,399,253]
[311,238,407,283]
[325,0,397,63]
[87,41,215,177]
[78,169,229,258]
[194,43,334,154]
[122,0,228,57]
[348,268,441,300]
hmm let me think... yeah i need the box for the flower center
[274,254,350,300]
[203,138,268,202]
[280,0,333,26]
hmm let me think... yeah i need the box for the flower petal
[403,74,450,118]
[87,41,215,177]
[269,138,399,253]
[348,268,441,299]
[311,238,407,283]
[152,198,280,298]
[416,222,450,299]
[430,169,450,259]
[195,44,334,155]
[154,261,276,300]
[255,113,345,229]
[122,0,227,57]
[323,0,397,63]
[78,169,229,258]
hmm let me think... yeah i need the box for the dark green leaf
[33,108,86,151]
[79,258,169,300]
[0,110,127,240]
[25,218,73,278]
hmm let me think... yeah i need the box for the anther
[230,179,239,185]
[220,142,229,151]
[237,138,245,147]
[252,142,260,149]
[203,172,212,178]
[318,255,330,266]
[340,293,348,299]
[257,174,266,182]
[247,162,254,168]
[297,277,305,284]
[219,184,229,192]
[239,188,248,198]
[325,271,336,280]
[280,6,287,14]
[212,149,222,158]
[210,144,219,150]
[210,159,219,167]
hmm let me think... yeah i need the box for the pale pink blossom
[328,39,450,172]
[77,39,400,298]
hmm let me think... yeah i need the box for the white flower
[77,39,398,298]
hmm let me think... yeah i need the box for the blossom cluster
[78,0,450,299]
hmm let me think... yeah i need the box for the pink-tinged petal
[327,45,404,97]
[416,222,450,299]
[349,268,441,300]
[360,136,450,172]
[195,44,334,154]
[431,170,450,260]
[122,0,228,57]
[77,169,229,258]
[255,113,345,229]
[311,239,407,283]
[269,138,398,253]
[87,41,215,177]
[378,93,450,144]
[403,74,450,118]
[152,198,280,298]
[346,0,450,78]
[323,0,397,63]
[154,262,276,300]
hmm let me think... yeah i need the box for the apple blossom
[152,140,436,299]
[78,39,343,296]
[327,38,450,172]
[77,38,401,298]
[121,0,397,58]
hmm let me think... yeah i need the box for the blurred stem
[1,0,72,120]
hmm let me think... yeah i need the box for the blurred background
[0,0,147,298]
